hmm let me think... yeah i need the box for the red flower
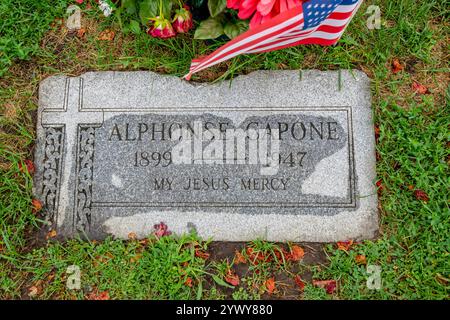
[172,5,193,33]
[148,16,176,39]
[227,0,304,29]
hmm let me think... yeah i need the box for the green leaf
[121,0,137,14]
[194,17,224,39]
[139,0,158,25]
[224,20,248,39]
[208,0,227,17]
[161,0,173,18]
[211,274,235,289]
[196,280,203,300]
[129,20,141,34]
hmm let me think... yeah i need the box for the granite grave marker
[34,70,378,241]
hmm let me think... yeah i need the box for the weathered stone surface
[34,70,378,242]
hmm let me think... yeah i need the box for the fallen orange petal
[414,189,429,202]
[32,199,43,213]
[313,279,337,294]
[412,81,429,94]
[224,270,240,286]
[87,290,110,300]
[355,254,367,265]
[234,250,247,264]
[19,159,35,175]
[391,59,403,74]
[294,275,305,291]
[195,249,210,260]
[265,278,276,294]
[290,245,305,261]
[337,240,354,251]
[46,229,57,239]
[184,277,193,287]
[98,29,115,41]
[77,27,86,38]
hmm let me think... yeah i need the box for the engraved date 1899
[134,151,172,167]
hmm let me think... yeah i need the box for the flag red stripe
[326,10,354,20]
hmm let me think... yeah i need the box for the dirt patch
[208,241,327,266]
[205,241,328,299]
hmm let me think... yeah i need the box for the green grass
[0,0,70,76]
[1,0,449,299]
[16,234,213,299]
[310,100,450,300]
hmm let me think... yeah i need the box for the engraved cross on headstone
[40,77,103,235]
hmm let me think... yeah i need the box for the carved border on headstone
[74,125,96,233]
[41,126,65,223]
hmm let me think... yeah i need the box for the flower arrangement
[89,0,249,40]
[191,0,308,39]
[77,0,195,38]
[87,0,309,40]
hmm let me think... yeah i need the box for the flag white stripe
[333,3,359,13]
[316,17,354,26]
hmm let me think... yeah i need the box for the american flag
[184,0,362,80]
